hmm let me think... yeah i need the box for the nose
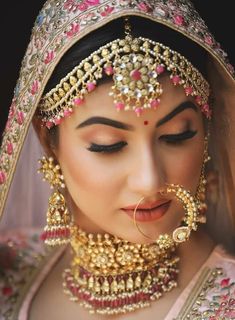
[127,144,163,198]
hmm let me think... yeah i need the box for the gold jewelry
[195,137,210,223]
[38,20,211,127]
[133,184,200,245]
[63,225,179,315]
[38,156,71,246]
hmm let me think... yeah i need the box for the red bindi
[144,121,149,126]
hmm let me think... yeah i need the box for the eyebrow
[76,101,198,131]
[156,101,198,127]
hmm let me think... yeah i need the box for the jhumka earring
[38,156,71,246]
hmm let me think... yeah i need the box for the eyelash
[87,130,197,153]
[160,130,197,144]
[87,141,127,153]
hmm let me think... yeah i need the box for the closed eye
[159,130,197,144]
[87,141,127,153]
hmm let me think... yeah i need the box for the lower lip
[122,201,171,222]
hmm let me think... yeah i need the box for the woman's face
[57,75,205,243]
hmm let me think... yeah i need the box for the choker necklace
[62,226,179,315]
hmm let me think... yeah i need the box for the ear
[32,116,58,159]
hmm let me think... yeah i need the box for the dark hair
[43,16,208,148]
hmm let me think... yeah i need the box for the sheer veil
[0,0,234,253]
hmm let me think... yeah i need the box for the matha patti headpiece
[38,18,211,128]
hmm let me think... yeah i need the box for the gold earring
[195,139,210,224]
[38,156,71,246]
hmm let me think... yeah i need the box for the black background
[0,1,234,137]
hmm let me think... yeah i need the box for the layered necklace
[62,225,179,315]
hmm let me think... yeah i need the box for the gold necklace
[62,226,179,315]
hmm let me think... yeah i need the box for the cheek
[57,134,122,202]
[162,142,204,191]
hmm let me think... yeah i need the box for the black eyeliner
[87,141,127,153]
[160,130,197,142]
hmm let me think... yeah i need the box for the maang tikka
[38,156,71,245]
[38,18,211,127]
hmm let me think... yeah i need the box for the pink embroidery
[173,15,185,26]
[204,36,214,46]
[220,277,230,287]
[16,111,24,125]
[100,5,114,16]
[78,2,88,11]
[86,0,100,5]
[44,51,55,64]
[6,142,13,156]
[2,287,13,297]
[31,80,39,95]
[0,171,6,185]
[66,23,80,37]
[138,2,151,12]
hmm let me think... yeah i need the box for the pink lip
[122,199,169,210]
[121,200,171,222]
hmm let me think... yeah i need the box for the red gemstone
[130,69,141,81]
[156,65,165,74]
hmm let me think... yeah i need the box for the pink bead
[104,66,114,75]
[6,142,13,155]
[54,118,62,125]
[46,121,53,129]
[171,75,181,85]
[150,99,160,109]
[63,109,73,117]
[0,171,6,184]
[87,82,96,92]
[73,97,84,106]
[115,102,125,111]
[135,107,143,117]
[17,111,24,125]
[156,65,165,74]
[130,69,141,81]
[195,95,202,105]
[184,86,193,96]
[202,103,210,112]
